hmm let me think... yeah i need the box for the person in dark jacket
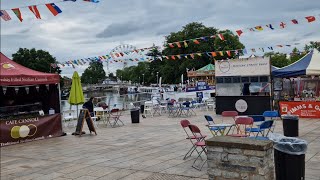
[83,97,94,116]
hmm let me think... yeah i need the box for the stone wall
[206,136,274,180]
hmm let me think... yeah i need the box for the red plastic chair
[228,117,253,137]
[188,124,207,171]
[180,120,206,160]
[222,111,239,122]
[108,109,124,127]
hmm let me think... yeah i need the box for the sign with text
[0,114,63,147]
[279,101,320,118]
[215,57,270,77]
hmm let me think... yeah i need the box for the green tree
[304,41,320,51]
[12,48,61,74]
[108,73,117,81]
[161,22,245,83]
[290,47,305,64]
[81,61,106,84]
[265,52,290,68]
[12,48,64,87]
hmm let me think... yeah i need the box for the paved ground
[1,109,320,180]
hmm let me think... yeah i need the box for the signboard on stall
[0,114,63,147]
[215,57,271,77]
[279,101,320,118]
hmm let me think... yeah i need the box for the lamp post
[156,72,159,87]
[142,74,145,85]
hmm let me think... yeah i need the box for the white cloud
[1,0,320,77]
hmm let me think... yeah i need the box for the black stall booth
[215,57,272,115]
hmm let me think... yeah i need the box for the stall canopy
[0,52,60,86]
[196,64,215,72]
[272,49,320,78]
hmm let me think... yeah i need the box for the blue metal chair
[204,115,226,136]
[263,111,279,132]
[246,120,274,138]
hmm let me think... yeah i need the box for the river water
[61,91,151,112]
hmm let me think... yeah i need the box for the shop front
[215,57,272,115]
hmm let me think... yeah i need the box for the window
[250,77,259,82]
[260,76,269,82]
[241,77,249,83]
[233,77,240,83]
[216,77,224,83]
[224,77,232,83]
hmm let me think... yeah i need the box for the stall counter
[279,101,320,118]
[0,114,63,147]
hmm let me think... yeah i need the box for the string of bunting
[0,0,98,22]
[162,42,301,60]
[167,14,319,48]
[51,42,302,69]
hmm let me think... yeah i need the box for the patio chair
[180,101,192,117]
[228,117,253,137]
[222,111,239,122]
[62,110,75,127]
[204,115,226,136]
[168,104,178,117]
[263,111,279,132]
[180,120,206,160]
[205,98,215,111]
[159,100,168,114]
[246,120,274,139]
[108,108,124,127]
[188,124,207,171]
[144,101,154,117]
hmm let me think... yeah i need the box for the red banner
[279,101,320,118]
[0,114,62,147]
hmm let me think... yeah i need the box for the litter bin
[282,115,299,137]
[131,108,140,123]
[269,134,307,180]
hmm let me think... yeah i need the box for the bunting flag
[12,8,23,22]
[83,0,100,3]
[193,39,200,44]
[291,19,299,24]
[219,51,224,56]
[280,22,286,28]
[236,30,243,36]
[168,43,174,48]
[28,6,41,19]
[211,52,217,57]
[45,3,62,16]
[183,41,188,48]
[175,42,181,48]
[226,51,231,57]
[254,26,264,31]
[171,55,176,60]
[266,24,274,30]
[305,16,316,23]
[0,10,11,21]
[217,34,225,40]
[190,54,195,59]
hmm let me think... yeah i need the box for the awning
[272,49,320,78]
[0,52,60,86]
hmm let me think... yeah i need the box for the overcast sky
[1,0,319,77]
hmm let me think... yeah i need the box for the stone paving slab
[1,109,320,179]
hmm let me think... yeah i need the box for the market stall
[272,49,320,118]
[0,52,63,147]
[215,57,272,115]
[187,64,215,92]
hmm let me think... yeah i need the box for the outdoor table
[94,107,110,125]
[208,123,234,135]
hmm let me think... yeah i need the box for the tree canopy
[12,48,61,74]
[81,61,106,84]
[116,22,245,84]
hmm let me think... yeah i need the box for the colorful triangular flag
[12,8,23,22]
[236,30,243,36]
[28,5,41,19]
[45,3,62,16]
[305,16,316,23]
